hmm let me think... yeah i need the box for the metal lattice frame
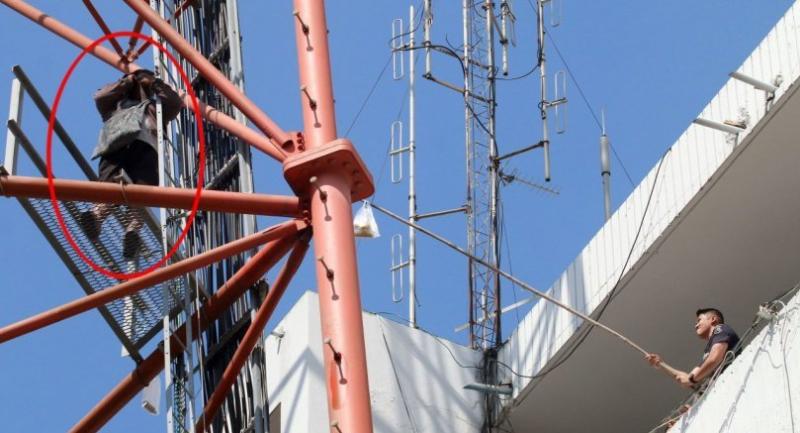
[464,0,502,351]
[0,1,376,433]
[146,1,261,431]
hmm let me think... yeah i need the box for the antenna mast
[417,0,513,349]
[463,0,504,350]
[408,5,418,328]
[537,0,551,181]
[600,109,612,221]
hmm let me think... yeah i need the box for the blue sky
[0,1,794,431]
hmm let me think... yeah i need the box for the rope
[646,413,685,433]
[369,201,681,377]
[344,53,392,137]
[119,180,130,206]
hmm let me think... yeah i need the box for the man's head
[695,308,725,339]
[132,69,156,88]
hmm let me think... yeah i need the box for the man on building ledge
[646,308,740,388]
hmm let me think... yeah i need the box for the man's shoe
[78,211,100,241]
[122,231,141,259]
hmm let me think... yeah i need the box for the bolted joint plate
[283,138,375,203]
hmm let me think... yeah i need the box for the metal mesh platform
[18,195,188,362]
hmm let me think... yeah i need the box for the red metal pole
[129,34,152,63]
[0,0,286,162]
[196,233,311,432]
[70,232,302,433]
[123,0,150,58]
[125,17,145,59]
[0,175,302,217]
[122,0,294,149]
[128,31,150,63]
[82,0,126,58]
[292,1,375,432]
[199,103,288,161]
[0,220,303,344]
[0,0,132,71]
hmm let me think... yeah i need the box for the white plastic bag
[353,201,380,238]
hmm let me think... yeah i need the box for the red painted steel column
[293,1,375,432]
[196,234,310,432]
[70,232,303,433]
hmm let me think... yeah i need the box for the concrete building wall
[668,291,800,433]
[499,0,800,402]
[263,291,483,433]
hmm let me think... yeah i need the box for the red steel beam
[0,0,132,72]
[199,103,289,161]
[122,0,294,149]
[0,175,302,217]
[196,233,310,432]
[0,0,286,162]
[70,232,303,433]
[293,1,375,432]
[124,0,150,58]
[129,30,151,63]
[0,220,303,344]
[82,0,126,58]
[125,17,145,59]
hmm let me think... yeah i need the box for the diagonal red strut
[125,0,151,59]
[82,0,127,58]
[69,231,304,433]
[196,232,311,432]
[126,18,145,60]
[0,220,303,344]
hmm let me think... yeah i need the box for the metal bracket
[553,69,568,134]
[389,120,407,183]
[391,18,405,80]
[390,233,408,302]
[283,138,375,202]
[549,0,563,27]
